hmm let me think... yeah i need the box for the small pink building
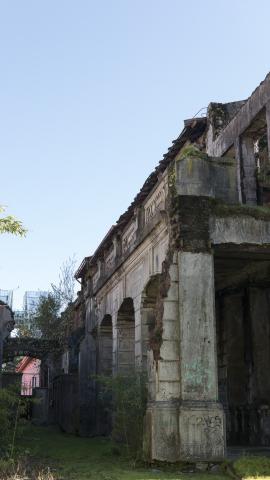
[16,357,41,396]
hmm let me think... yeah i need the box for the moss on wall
[211,200,270,221]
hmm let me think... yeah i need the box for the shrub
[0,383,28,458]
[96,371,147,462]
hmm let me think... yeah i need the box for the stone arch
[98,314,113,376]
[116,298,135,374]
[140,275,161,369]
[3,337,60,361]
[96,314,113,435]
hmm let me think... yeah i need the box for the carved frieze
[144,179,167,225]
[122,219,138,253]
[105,249,115,272]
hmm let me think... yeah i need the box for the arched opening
[116,298,135,374]
[141,275,161,369]
[99,314,113,376]
[97,314,113,435]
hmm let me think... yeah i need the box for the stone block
[179,402,225,461]
[145,402,180,462]
[176,155,238,204]
[135,340,142,358]
[158,360,180,382]
[135,323,141,340]
[210,216,270,245]
[169,264,178,282]
[163,301,178,321]
[156,380,180,400]
[165,281,179,302]
[162,319,179,340]
[160,339,179,361]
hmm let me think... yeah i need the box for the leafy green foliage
[0,206,27,236]
[32,294,62,340]
[0,384,28,458]
[96,371,147,462]
[19,257,76,343]
[31,294,75,346]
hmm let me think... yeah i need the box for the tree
[25,257,77,341]
[32,293,62,340]
[51,256,76,309]
[0,206,27,236]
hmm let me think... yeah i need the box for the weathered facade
[67,73,270,462]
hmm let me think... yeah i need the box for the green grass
[233,456,270,479]
[16,424,228,480]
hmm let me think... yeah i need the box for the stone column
[234,137,243,203]
[178,251,225,461]
[145,155,228,463]
[266,102,270,162]
[144,257,181,462]
[241,136,257,205]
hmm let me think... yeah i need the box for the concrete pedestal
[179,401,225,461]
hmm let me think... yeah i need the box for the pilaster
[177,251,225,461]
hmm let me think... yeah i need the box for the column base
[179,401,225,461]
[144,400,225,463]
[144,401,180,462]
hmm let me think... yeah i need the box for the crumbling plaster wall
[86,220,169,371]
[78,207,170,436]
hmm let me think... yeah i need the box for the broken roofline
[74,117,207,280]
[208,71,270,156]
[74,70,270,280]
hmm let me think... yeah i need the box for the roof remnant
[75,117,207,279]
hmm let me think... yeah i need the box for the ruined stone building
[69,73,270,462]
[4,73,270,463]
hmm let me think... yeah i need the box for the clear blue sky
[1,0,269,309]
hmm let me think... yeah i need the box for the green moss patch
[212,201,270,222]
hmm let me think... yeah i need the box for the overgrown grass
[0,383,29,458]
[8,423,270,480]
[13,424,228,480]
[233,456,270,479]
